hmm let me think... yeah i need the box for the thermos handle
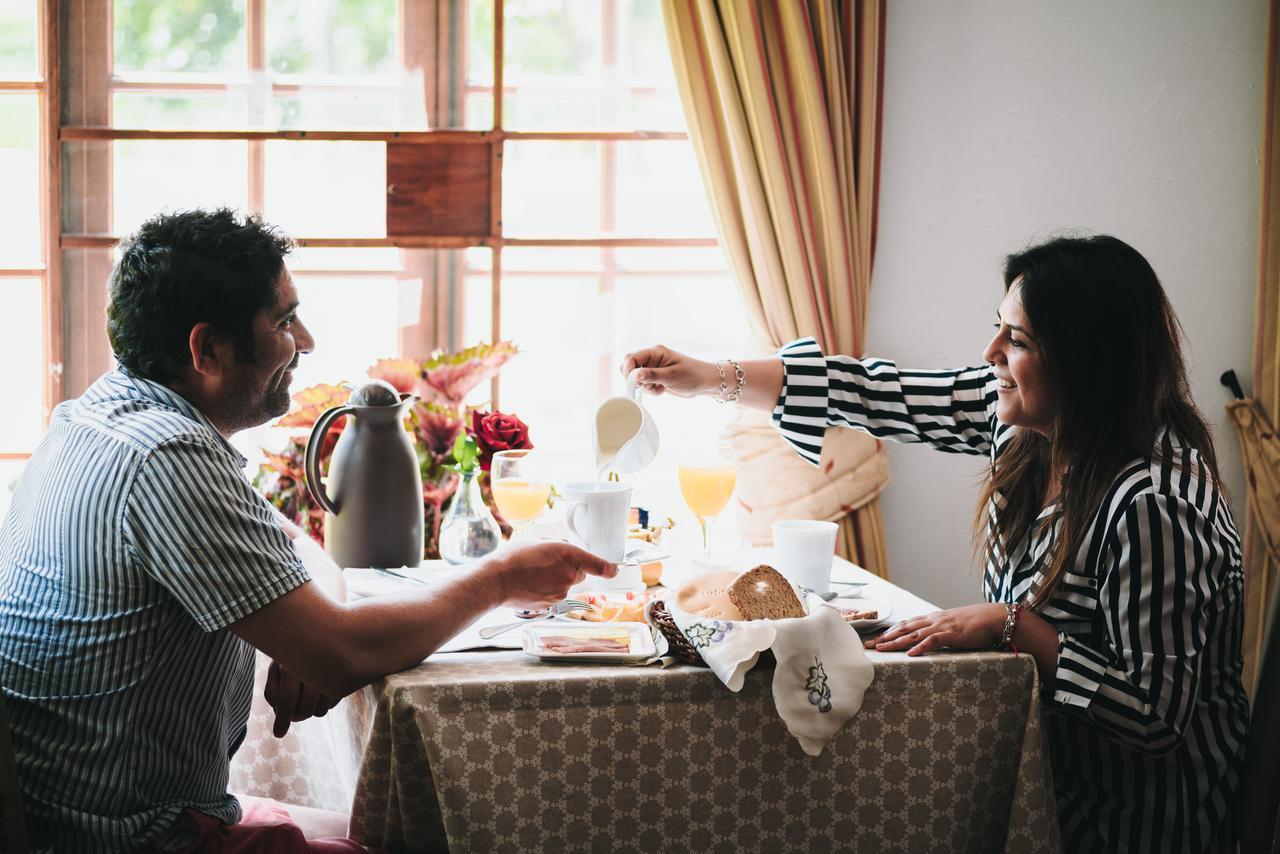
[304,405,355,515]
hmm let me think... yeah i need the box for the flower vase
[438,469,501,565]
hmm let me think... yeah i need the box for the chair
[1242,568,1280,853]
[0,691,29,853]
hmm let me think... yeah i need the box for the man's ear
[188,322,233,378]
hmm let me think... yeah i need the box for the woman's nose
[981,333,1002,365]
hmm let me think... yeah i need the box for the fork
[478,600,593,640]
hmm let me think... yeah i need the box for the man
[0,209,614,851]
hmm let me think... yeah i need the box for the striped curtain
[1244,0,1280,696]
[661,0,891,574]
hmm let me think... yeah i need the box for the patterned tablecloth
[345,649,1061,854]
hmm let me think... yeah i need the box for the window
[46,0,750,529]
[0,0,47,519]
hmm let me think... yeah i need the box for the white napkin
[665,592,875,756]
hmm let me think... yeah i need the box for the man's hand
[491,541,618,610]
[264,659,340,738]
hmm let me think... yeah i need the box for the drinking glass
[490,450,552,539]
[677,441,737,560]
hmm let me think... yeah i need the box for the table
[230,559,1061,853]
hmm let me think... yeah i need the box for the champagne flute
[490,450,552,539]
[677,441,737,561]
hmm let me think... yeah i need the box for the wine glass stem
[698,515,710,559]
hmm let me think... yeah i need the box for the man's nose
[295,318,316,354]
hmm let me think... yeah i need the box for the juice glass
[491,450,552,538]
[677,442,737,560]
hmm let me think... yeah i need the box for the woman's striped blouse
[773,338,1250,854]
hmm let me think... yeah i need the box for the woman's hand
[621,345,720,398]
[865,603,1006,656]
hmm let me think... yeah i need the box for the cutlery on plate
[478,600,592,640]
[800,587,840,602]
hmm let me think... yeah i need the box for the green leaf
[452,433,479,473]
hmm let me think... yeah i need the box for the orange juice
[492,479,552,524]
[677,464,736,518]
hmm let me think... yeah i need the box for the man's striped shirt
[0,370,310,851]
[773,338,1249,854]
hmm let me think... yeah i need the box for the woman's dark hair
[974,234,1220,608]
[107,208,293,383]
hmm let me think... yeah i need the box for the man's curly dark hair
[107,208,293,383]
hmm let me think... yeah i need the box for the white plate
[831,596,893,631]
[522,621,656,663]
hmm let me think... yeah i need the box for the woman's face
[982,281,1056,435]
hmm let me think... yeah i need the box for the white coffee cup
[563,481,633,563]
[771,519,839,594]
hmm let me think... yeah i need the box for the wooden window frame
[48,0,721,410]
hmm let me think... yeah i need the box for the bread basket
[647,599,707,666]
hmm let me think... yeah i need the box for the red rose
[469,410,532,471]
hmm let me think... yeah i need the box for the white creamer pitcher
[593,370,659,475]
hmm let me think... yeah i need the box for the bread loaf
[727,565,807,620]
[673,570,744,621]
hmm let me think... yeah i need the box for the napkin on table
[665,592,875,756]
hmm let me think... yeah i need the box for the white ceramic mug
[563,481,634,563]
[771,519,839,594]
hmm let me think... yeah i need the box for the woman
[624,235,1249,853]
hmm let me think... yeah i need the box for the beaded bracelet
[715,359,745,404]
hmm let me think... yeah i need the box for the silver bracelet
[715,359,745,404]
[999,602,1022,652]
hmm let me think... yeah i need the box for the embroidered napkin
[664,592,875,756]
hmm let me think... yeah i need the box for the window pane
[113,91,249,130]
[0,94,40,266]
[615,246,727,271]
[288,246,401,271]
[621,0,676,86]
[0,279,44,453]
[465,92,493,131]
[469,0,495,87]
[113,141,249,235]
[263,141,384,238]
[462,273,491,350]
[267,0,396,76]
[271,91,415,130]
[502,246,602,272]
[614,140,716,235]
[291,275,399,391]
[0,0,38,75]
[502,90,602,131]
[502,142,601,236]
[495,275,601,469]
[504,0,601,83]
[114,0,246,74]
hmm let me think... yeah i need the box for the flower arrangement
[253,341,533,559]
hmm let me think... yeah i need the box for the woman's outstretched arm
[621,345,784,410]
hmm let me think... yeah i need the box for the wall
[868,0,1268,607]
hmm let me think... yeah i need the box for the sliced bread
[727,565,807,620]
